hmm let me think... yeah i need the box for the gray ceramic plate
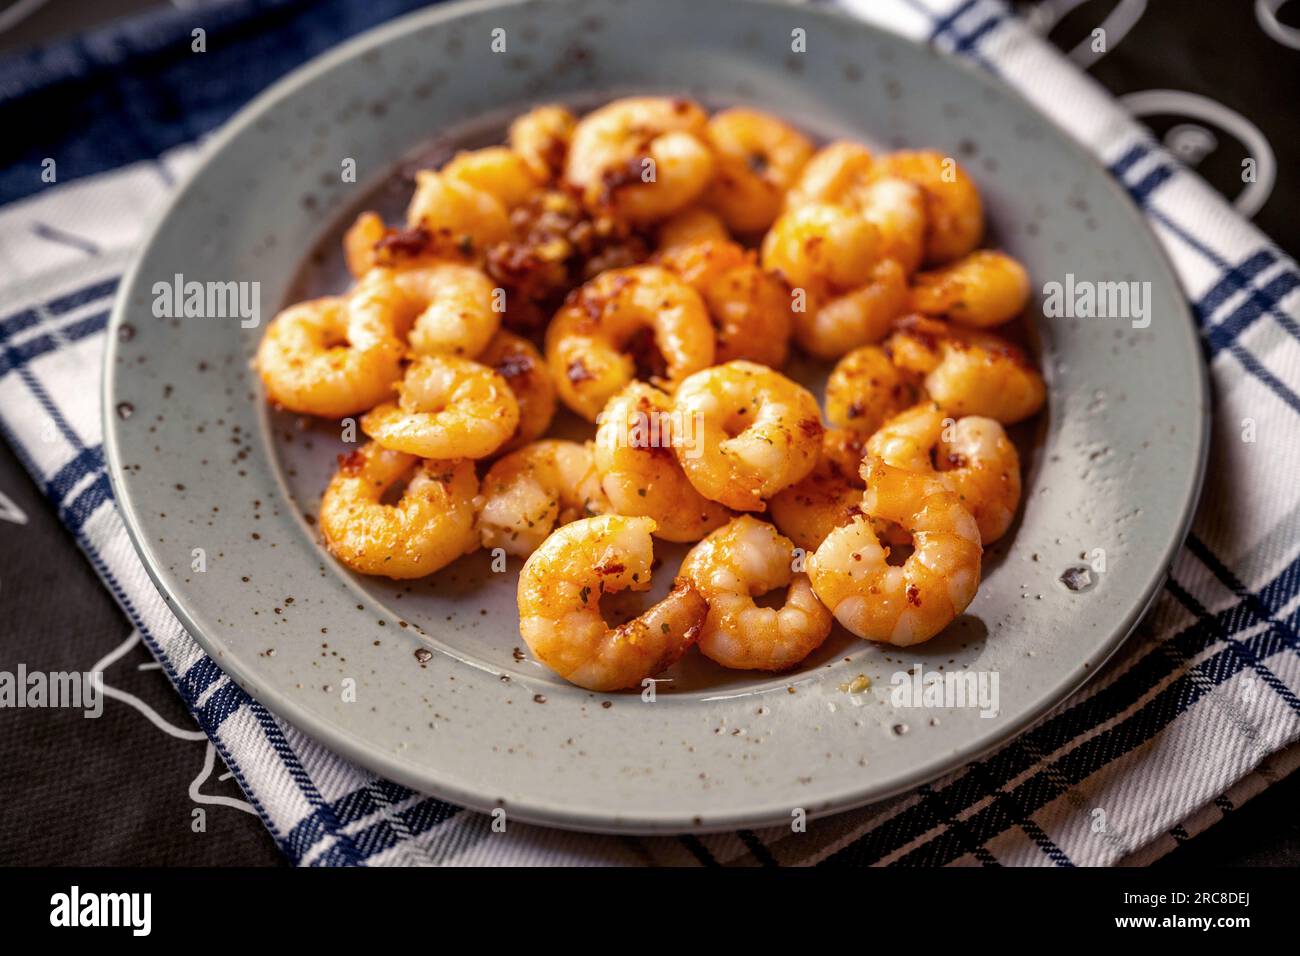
[103,0,1209,833]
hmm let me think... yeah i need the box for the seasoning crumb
[839,674,871,694]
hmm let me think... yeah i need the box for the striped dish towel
[2,0,1298,866]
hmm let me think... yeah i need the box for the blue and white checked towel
[3,0,1299,865]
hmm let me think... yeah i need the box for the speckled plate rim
[103,0,1211,834]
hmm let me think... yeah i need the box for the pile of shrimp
[256,97,1045,692]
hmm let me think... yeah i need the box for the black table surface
[2,0,1297,866]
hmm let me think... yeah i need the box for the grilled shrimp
[785,143,925,274]
[256,296,403,418]
[657,207,730,252]
[887,315,1046,424]
[807,457,982,646]
[910,250,1031,327]
[859,177,927,275]
[784,141,876,210]
[702,107,814,233]
[677,516,832,670]
[508,104,577,183]
[476,330,556,453]
[350,262,501,359]
[795,258,910,360]
[343,211,455,278]
[517,515,708,691]
[774,339,919,548]
[819,426,872,489]
[768,432,865,552]
[873,150,983,266]
[442,146,541,210]
[672,360,822,512]
[477,439,610,557]
[593,382,731,542]
[319,442,478,579]
[344,211,388,278]
[864,402,946,472]
[656,237,793,367]
[866,403,1022,543]
[936,415,1022,544]
[545,265,715,421]
[361,354,519,459]
[770,428,914,552]
[760,201,881,295]
[564,96,715,223]
[824,343,920,432]
[763,202,908,360]
[405,169,512,257]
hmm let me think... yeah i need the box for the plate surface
[104,0,1208,833]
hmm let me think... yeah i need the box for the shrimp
[508,104,577,183]
[768,439,864,552]
[873,150,983,266]
[865,402,1022,543]
[771,428,914,551]
[405,169,511,258]
[794,258,909,360]
[672,360,822,512]
[785,144,925,275]
[477,440,610,557]
[858,177,927,276]
[319,443,478,579]
[344,211,388,278]
[910,250,1031,327]
[784,142,876,210]
[820,426,871,486]
[361,354,519,459]
[887,315,1046,423]
[593,382,732,542]
[768,148,919,357]
[545,265,715,421]
[936,415,1022,544]
[477,330,556,453]
[824,343,920,432]
[864,402,946,472]
[702,108,814,234]
[256,296,403,418]
[657,207,730,252]
[807,457,981,646]
[760,201,881,294]
[677,516,832,670]
[343,212,450,278]
[517,515,708,691]
[565,96,715,224]
[442,146,542,210]
[656,238,793,367]
[350,262,501,359]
